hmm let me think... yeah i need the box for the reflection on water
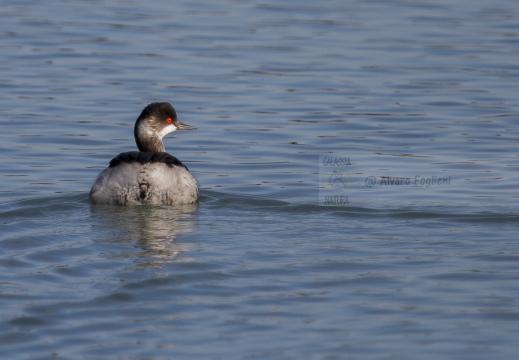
[90,203,198,267]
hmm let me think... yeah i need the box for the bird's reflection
[90,203,198,268]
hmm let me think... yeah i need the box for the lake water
[1,0,519,359]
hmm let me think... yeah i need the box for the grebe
[89,102,199,205]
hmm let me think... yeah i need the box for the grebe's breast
[89,151,199,206]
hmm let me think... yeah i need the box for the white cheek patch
[159,123,177,138]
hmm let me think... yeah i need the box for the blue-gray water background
[1,0,519,359]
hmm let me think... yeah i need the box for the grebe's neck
[134,119,167,153]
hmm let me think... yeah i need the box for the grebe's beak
[176,121,197,131]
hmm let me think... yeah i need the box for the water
[1,0,519,358]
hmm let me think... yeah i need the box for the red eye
[166,118,172,124]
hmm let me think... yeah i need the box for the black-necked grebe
[89,102,199,205]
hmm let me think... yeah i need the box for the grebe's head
[134,102,196,152]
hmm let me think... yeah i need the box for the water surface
[1,0,519,359]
